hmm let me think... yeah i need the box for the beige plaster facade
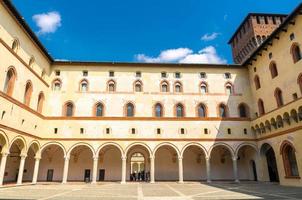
[0,0,301,188]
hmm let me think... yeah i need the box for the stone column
[0,152,9,185]
[121,156,127,184]
[32,156,41,184]
[92,156,98,184]
[17,154,27,185]
[150,156,155,183]
[206,156,211,183]
[62,156,70,184]
[178,157,183,183]
[232,156,239,183]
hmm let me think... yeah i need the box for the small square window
[161,72,167,78]
[80,128,84,134]
[83,71,88,77]
[200,72,206,79]
[109,71,115,77]
[224,73,231,79]
[204,128,208,134]
[136,71,141,78]
[106,128,110,134]
[54,128,58,134]
[253,67,257,72]
[244,128,247,135]
[55,70,60,76]
[227,128,231,134]
[131,128,136,134]
[157,128,161,134]
[290,33,295,41]
[175,72,181,79]
[180,128,185,134]
[293,93,298,100]
[269,53,273,59]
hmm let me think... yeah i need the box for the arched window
[281,142,299,177]
[197,103,207,117]
[258,99,265,116]
[291,43,302,63]
[238,103,249,118]
[64,102,74,117]
[269,62,278,78]
[12,38,19,52]
[125,103,134,117]
[174,82,182,93]
[3,67,17,96]
[24,81,33,106]
[175,103,184,117]
[200,82,208,94]
[154,103,163,117]
[297,74,302,95]
[274,88,284,107]
[37,92,45,113]
[160,81,169,92]
[79,79,88,92]
[94,103,104,117]
[225,83,233,95]
[218,103,228,118]
[107,80,116,92]
[134,81,143,92]
[52,79,62,91]
[254,75,261,90]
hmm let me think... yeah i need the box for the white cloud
[135,46,227,64]
[32,11,61,34]
[201,32,220,41]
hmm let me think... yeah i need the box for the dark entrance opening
[84,169,91,182]
[266,148,279,182]
[251,160,258,181]
[47,169,54,181]
[99,169,105,181]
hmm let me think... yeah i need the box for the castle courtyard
[0,182,301,200]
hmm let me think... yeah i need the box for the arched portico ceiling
[235,143,258,157]
[27,140,41,155]
[208,142,235,159]
[40,142,67,157]
[9,135,27,154]
[260,142,275,155]
[0,130,9,153]
[66,142,96,157]
[180,143,208,158]
[96,142,124,156]
[125,142,152,157]
[153,142,180,158]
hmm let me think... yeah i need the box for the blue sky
[12,0,301,64]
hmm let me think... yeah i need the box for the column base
[206,180,211,183]
[120,181,126,184]
[150,181,155,184]
[178,181,184,184]
[234,179,240,183]
[91,181,97,184]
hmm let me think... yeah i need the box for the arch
[124,102,135,117]
[107,79,116,92]
[0,130,9,153]
[9,135,27,154]
[133,80,143,92]
[153,102,164,117]
[290,42,301,63]
[238,103,250,118]
[37,92,45,113]
[280,141,299,177]
[196,103,207,117]
[276,115,284,128]
[297,73,302,95]
[27,140,41,155]
[153,142,181,158]
[79,78,89,92]
[279,140,296,155]
[66,142,96,157]
[3,66,17,96]
[125,142,152,158]
[274,88,284,107]
[208,142,235,159]
[63,101,75,117]
[283,112,291,125]
[11,38,20,52]
[225,81,234,95]
[290,109,298,123]
[174,102,185,117]
[235,143,258,157]
[265,120,271,131]
[160,80,169,92]
[199,81,208,94]
[217,103,229,118]
[29,56,35,68]
[180,143,208,158]
[96,142,124,156]
[173,81,183,93]
[40,142,67,157]
[52,78,62,91]
[23,80,33,106]
[258,98,265,116]
[269,61,278,78]
[93,101,105,117]
[254,75,261,90]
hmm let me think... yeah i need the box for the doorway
[250,160,257,181]
[47,169,54,182]
[130,153,145,181]
[266,148,279,182]
[84,169,91,182]
[99,169,105,181]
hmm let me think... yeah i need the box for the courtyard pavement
[0,181,301,200]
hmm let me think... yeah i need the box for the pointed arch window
[269,61,278,78]
[125,103,135,117]
[258,99,265,116]
[218,103,228,118]
[64,102,74,117]
[197,103,207,117]
[154,103,163,117]
[298,74,302,95]
[281,142,300,177]
[94,103,104,117]
[80,79,88,92]
[160,81,169,92]
[225,83,233,95]
[24,81,33,106]
[174,82,182,93]
[238,103,249,118]
[175,103,184,117]
[200,82,208,94]
[274,88,284,107]
[108,80,116,92]
[37,92,45,113]
[134,81,143,92]
[291,43,302,63]
[52,79,62,91]
[3,67,17,96]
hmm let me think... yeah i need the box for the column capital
[232,156,238,161]
[149,155,155,159]
[178,156,183,160]
[34,156,41,160]
[1,152,9,157]
[64,156,70,160]
[20,154,27,159]
[93,156,99,161]
[205,156,211,161]
[121,156,127,160]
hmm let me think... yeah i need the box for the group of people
[130,171,150,182]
